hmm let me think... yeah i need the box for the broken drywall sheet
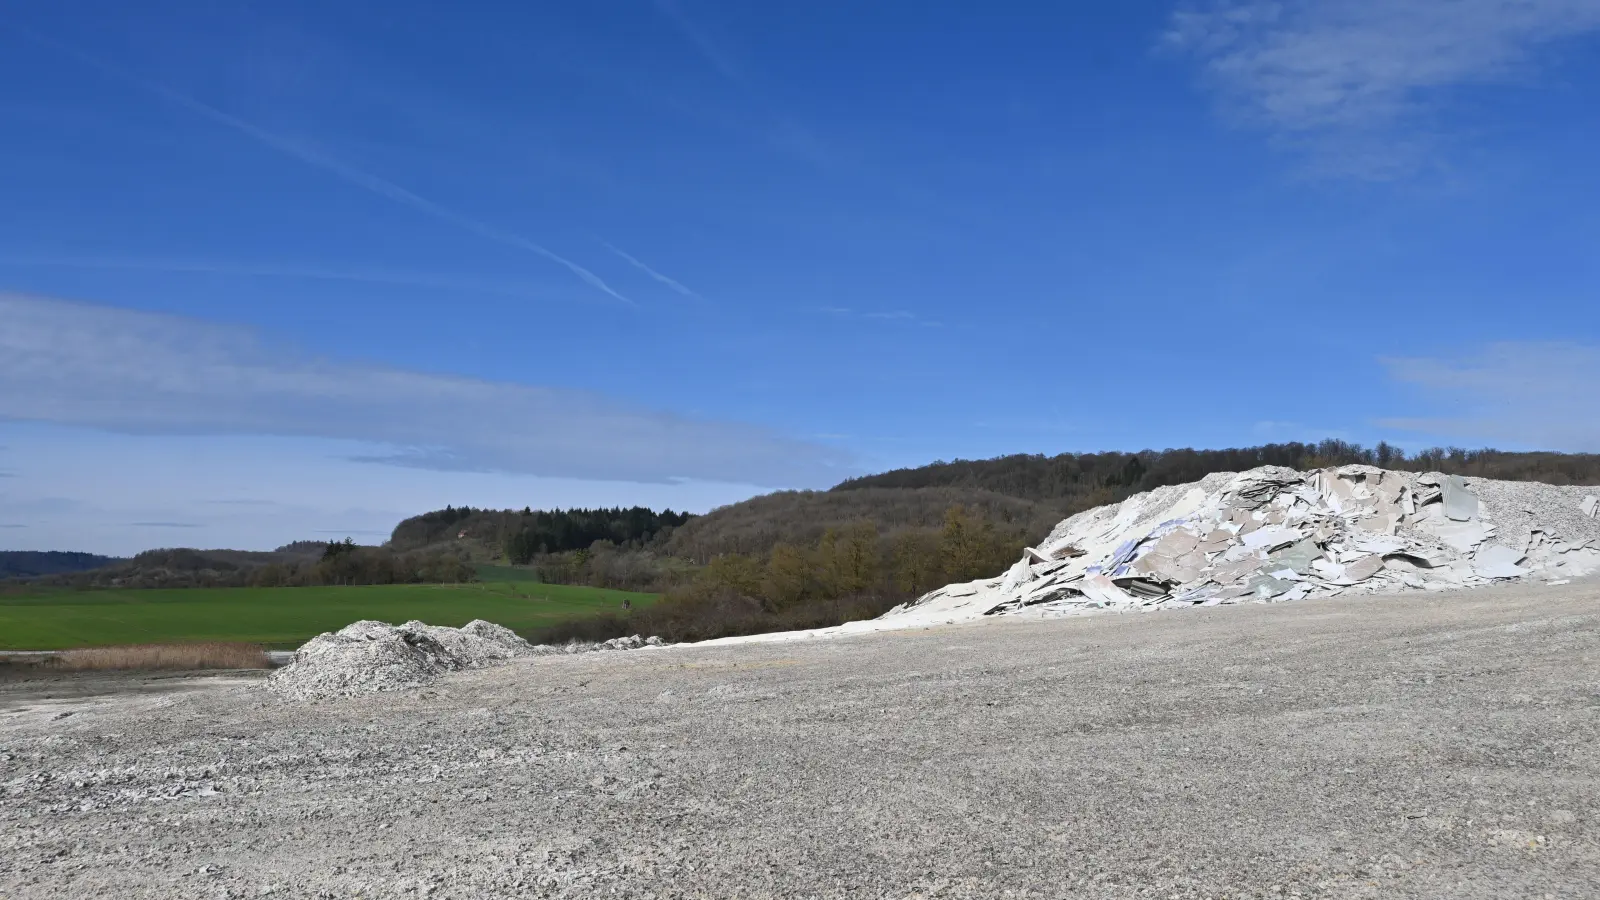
[886,465,1600,625]
[1472,544,1529,580]
[1442,474,1480,522]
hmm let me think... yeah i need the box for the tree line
[26,543,475,590]
[0,551,121,579]
[530,505,1028,645]
[836,440,1600,502]
[388,505,694,559]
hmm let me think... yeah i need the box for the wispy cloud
[202,499,278,506]
[127,522,200,528]
[22,30,634,306]
[818,307,943,327]
[0,524,27,529]
[1164,0,1600,177]
[1379,341,1600,450]
[648,0,841,171]
[0,256,556,299]
[653,0,747,86]
[0,293,853,486]
[601,242,705,300]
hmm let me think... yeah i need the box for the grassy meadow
[0,579,657,650]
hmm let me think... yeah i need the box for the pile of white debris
[267,619,663,700]
[889,465,1600,624]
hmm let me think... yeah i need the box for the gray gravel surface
[3,581,1599,899]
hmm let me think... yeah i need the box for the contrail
[652,0,745,87]
[20,29,634,307]
[601,241,703,300]
[0,256,548,298]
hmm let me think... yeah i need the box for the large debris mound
[267,619,664,700]
[890,466,1600,622]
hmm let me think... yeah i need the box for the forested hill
[658,441,1600,564]
[660,487,1060,563]
[832,441,1600,504]
[0,551,122,579]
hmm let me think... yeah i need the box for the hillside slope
[658,441,1600,569]
[661,487,1062,563]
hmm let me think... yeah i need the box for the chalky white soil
[4,580,1598,899]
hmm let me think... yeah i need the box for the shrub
[51,642,272,671]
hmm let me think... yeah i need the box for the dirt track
[3,582,1598,898]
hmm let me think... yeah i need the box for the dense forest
[388,505,694,560]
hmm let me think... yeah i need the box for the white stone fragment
[268,619,663,700]
[1473,544,1529,580]
[874,464,1600,631]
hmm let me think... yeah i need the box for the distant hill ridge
[832,441,1600,500]
[668,441,1600,561]
[13,442,1599,583]
[0,550,123,579]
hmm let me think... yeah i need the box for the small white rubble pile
[890,466,1600,623]
[266,619,663,700]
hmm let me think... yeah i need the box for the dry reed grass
[52,642,272,671]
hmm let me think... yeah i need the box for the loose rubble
[890,465,1600,623]
[6,586,1598,898]
[266,620,664,700]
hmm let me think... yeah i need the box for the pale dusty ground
[3,581,1598,899]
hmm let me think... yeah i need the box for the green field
[0,581,655,650]
[472,563,544,583]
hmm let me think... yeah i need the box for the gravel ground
[3,581,1598,899]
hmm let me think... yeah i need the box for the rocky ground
[3,581,1598,899]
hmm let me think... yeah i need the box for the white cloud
[1379,341,1600,450]
[1165,0,1600,176]
[817,307,942,327]
[0,425,773,555]
[0,294,853,486]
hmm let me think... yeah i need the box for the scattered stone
[267,620,666,700]
[598,635,656,651]
[889,465,1600,623]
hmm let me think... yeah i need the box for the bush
[527,504,1024,645]
[51,642,272,671]
[527,585,906,645]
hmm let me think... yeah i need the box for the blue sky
[3,0,1599,555]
